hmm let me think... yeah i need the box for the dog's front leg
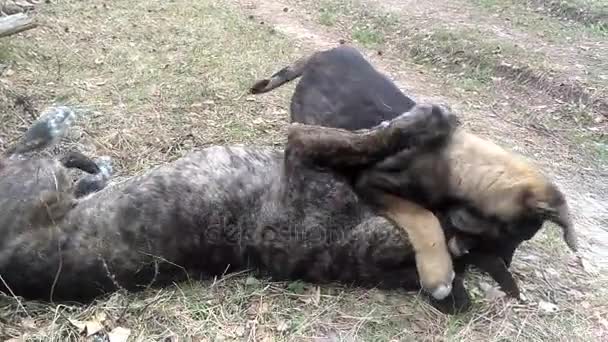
[461,253,520,299]
[285,103,458,170]
[373,193,455,300]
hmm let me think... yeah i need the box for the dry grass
[1,0,607,341]
[1,0,297,174]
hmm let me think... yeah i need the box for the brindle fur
[0,104,470,314]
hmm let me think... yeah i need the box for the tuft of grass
[0,44,14,64]
[352,25,384,46]
[525,0,608,32]
[318,1,338,26]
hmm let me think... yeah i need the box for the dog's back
[250,45,416,130]
[292,46,415,130]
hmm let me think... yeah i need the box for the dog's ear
[524,185,577,252]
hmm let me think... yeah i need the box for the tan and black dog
[250,45,576,302]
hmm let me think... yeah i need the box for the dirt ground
[0,0,607,340]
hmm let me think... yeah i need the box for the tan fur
[378,194,454,298]
[441,128,576,250]
[444,129,549,220]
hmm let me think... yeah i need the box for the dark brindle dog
[250,45,576,305]
[1,103,473,314]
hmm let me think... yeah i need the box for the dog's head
[440,206,546,267]
[522,181,576,251]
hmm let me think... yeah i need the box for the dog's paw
[73,156,113,198]
[7,106,76,155]
[417,250,456,300]
[429,270,456,300]
[426,276,472,315]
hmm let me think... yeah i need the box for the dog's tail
[249,53,312,94]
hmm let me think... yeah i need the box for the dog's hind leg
[3,106,77,157]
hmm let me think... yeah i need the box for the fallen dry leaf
[245,275,261,286]
[68,317,105,337]
[108,327,131,342]
[20,317,37,330]
[479,281,506,301]
[235,325,246,337]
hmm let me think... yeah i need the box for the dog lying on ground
[250,45,577,302]
[0,103,474,314]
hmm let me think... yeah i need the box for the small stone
[538,301,559,314]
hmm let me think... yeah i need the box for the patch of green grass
[475,0,499,6]
[407,28,524,85]
[319,11,336,26]
[596,141,608,165]
[572,131,608,165]
[534,0,607,29]
[352,25,383,46]
[0,44,14,64]
[318,2,338,26]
